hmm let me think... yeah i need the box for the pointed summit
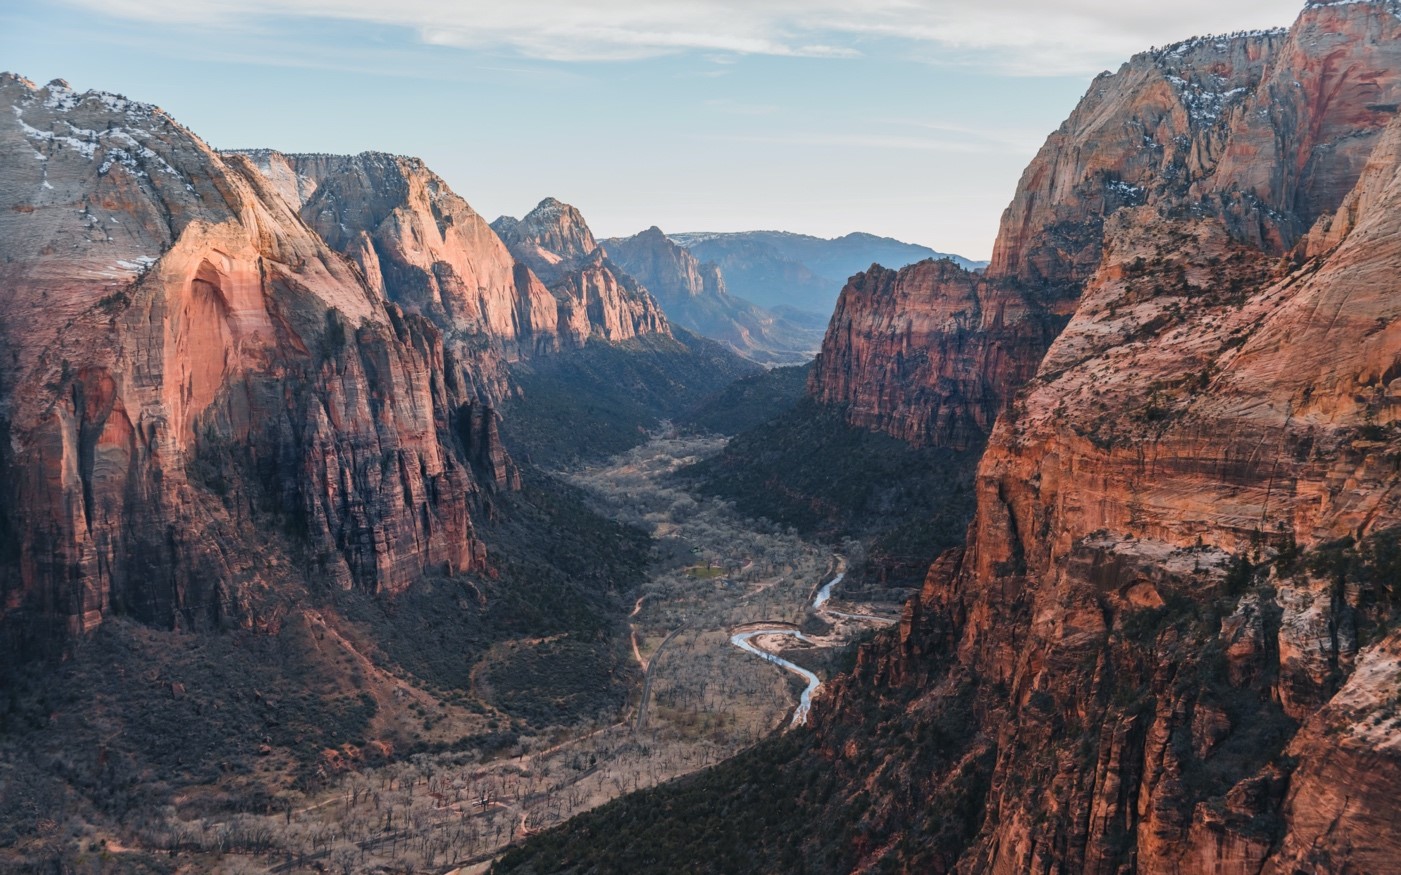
[494,196,599,284]
[492,198,670,340]
[520,198,596,258]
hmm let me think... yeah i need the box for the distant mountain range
[669,230,986,317]
[603,226,827,367]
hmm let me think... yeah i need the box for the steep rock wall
[813,1,1401,452]
[0,76,505,648]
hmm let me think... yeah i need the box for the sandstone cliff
[241,150,559,365]
[604,226,824,365]
[814,0,1401,453]
[492,198,669,343]
[492,197,600,283]
[0,75,509,646]
[809,2,1401,871]
[812,258,1056,451]
[239,154,670,376]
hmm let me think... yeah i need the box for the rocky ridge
[491,199,669,343]
[670,229,980,317]
[243,155,669,369]
[492,197,599,284]
[0,75,544,648]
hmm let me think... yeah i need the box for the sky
[1,0,1305,260]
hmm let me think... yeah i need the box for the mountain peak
[499,196,599,269]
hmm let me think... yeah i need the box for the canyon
[0,68,768,873]
[499,1,1401,873]
[5,0,1401,872]
[670,230,983,318]
[604,226,826,366]
[813,0,1401,454]
[0,72,768,649]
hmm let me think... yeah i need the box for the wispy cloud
[54,0,1304,75]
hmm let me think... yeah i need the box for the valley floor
[73,435,894,874]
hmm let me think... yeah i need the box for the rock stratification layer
[809,2,1401,872]
[813,0,1401,452]
[811,258,1057,450]
[0,76,513,645]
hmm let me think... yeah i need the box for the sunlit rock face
[811,4,1401,872]
[492,198,670,344]
[0,74,516,646]
[243,150,559,366]
[813,1,1401,454]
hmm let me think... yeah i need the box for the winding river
[728,629,822,727]
[728,566,854,728]
[812,571,845,609]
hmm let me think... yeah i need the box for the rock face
[813,0,1401,452]
[603,227,724,306]
[492,197,599,284]
[604,226,824,365]
[240,155,669,376]
[807,2,1401,872]
[0,75,516,648]
[241,151,558,366]
[811,258,1058,451]
[491,199,669,343]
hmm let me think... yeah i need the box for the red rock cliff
[812,3,1401,872]
[243,150,562,365]
[813,0,1401,451]
[0,75,505,645]
[492,198,669,342]
[812,259,1056,450]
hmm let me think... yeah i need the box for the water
[729,629,822,727]
[812,571,844,609]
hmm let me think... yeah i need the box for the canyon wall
[814,0,1401,453]
[244,154,670,371]
[0,76,516,648]
[492,198,669,343]
[811,2,1401,871]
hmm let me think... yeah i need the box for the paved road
[634,625,686,732]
